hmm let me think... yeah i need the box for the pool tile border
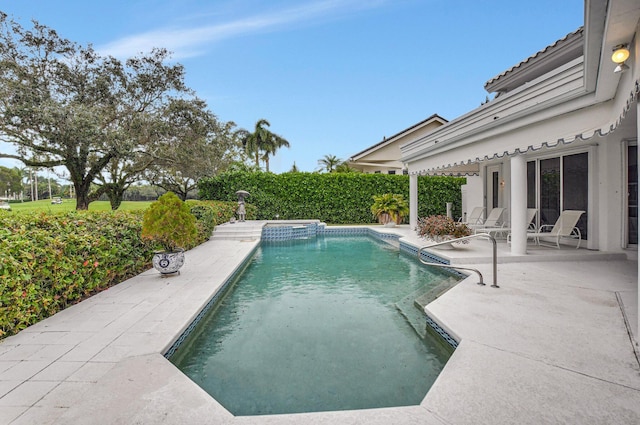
[163,245,259,359]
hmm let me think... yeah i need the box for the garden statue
[235,190,250,222]
[237,200,246,222]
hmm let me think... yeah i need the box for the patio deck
[0,222,638,424]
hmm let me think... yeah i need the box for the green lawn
[7,199,152,213]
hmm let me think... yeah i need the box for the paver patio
[0,223,638,424]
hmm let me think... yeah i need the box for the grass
[6,199,152,213]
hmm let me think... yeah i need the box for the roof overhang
[349,114,447,161]
[402,0,640,175]
[484,28,584,95]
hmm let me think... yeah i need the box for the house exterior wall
[596,106,637,251]
[403,1,639,255]
[350,119,445,174]
[461,176,484,222]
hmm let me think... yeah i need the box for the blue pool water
[169,236,456,416]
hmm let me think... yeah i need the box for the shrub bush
[0,211,155,338]
[0,200,244,340]
[415,215,473,241]
[142,192,199,252]
[199,171,466,223]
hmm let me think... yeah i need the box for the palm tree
[241,119,289,172]
[261,132,290,173]
[317,154,341,173]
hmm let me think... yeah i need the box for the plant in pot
[142,192,198,275]
[371,193,410,227]
[415,215,472,249]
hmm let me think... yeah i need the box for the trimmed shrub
[0,200,245,340]
[142,192,199,252]
[198,171,466,223]
[0,211,155,338]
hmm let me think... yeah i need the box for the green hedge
[0,200,247,339]
[198,171,466,224]
[0,211,154,338]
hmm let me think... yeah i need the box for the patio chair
[525,208,538,232]
[500,208,538,243]
[468,207,505,231]
[460,207,485,225]
[526,210,585,249]
[483,208,538,239]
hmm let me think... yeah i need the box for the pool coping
[1,222,639,424]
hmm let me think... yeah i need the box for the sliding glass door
[539,158,560,228]
[563,153,588,239]
[528,152,588,239]
[628,144,638,245]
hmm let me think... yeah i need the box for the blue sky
[0,0,585,174]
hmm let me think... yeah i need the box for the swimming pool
[169,235,458,416]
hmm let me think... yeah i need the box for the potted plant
[371,193,410,227]
[141,192,198,275]
[415,215,472,248]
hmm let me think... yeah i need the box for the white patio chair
[468,207,505,231]
[525,208,538,232]
[460,207,485,225]
[485,208,538,239]
[526,210,585,249]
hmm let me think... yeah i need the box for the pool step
[413,276,461,310]
[394,276,461,339]
[212,222,264,241]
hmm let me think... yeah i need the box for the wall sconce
[611,44,630,73]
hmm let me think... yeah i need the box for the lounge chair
[468,207,505,231]
[460,207,485,225]
[526,210,585,249]
[484,208,538,238]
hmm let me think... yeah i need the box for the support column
[510,154,527,255]
[410,173,418,230]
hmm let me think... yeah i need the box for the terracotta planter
[378,213,392,225]
[152,249,185,275]
[378,213,403,226]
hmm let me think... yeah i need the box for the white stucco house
[401,0,639,326]
[348,114,447,174]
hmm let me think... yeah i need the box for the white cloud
[97,0,390,59]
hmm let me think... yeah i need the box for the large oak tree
[0,13,192,209]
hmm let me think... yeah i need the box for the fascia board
[401,57,587,161]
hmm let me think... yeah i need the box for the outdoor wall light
[612,44,630,73]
